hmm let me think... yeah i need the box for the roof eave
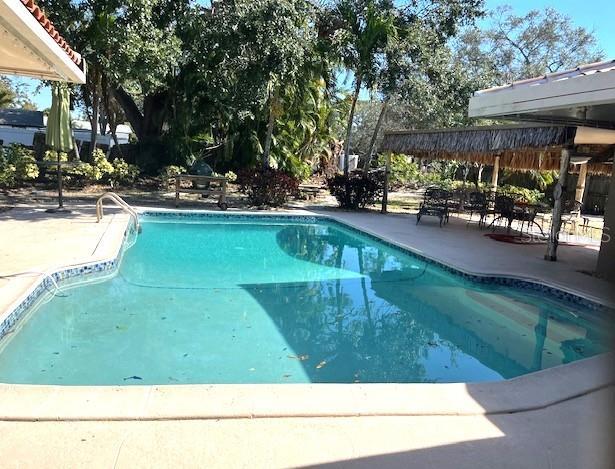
[0,0,85,83]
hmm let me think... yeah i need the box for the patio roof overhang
[381,124,614,175]
[0,0,85,83]
[467,60,615,130]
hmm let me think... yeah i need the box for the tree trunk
[141,92,168,139]
[262,85,277,170]
[363,97,389,175]
[110,124,123,159]
[112,86,144,139]
[476,164,484,188]
[343,76,362,176]
[89,90,99,161]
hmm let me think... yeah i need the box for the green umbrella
[45,82,74,213]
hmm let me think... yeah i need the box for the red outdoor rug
[484,233,546,245]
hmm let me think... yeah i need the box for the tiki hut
[380,124,613,176]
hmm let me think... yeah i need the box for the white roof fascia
[0,0,85,83]
[468,70,615,118]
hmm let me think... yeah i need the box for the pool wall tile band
[0,212,609,341]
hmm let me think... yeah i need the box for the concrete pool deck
[0,204,613,468]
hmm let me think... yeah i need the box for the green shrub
[46,149,137,187]
[91,149,114,181]
[111,158,140,187]
[212,170,237,183]
[377,153,420,188]
[327,171,384,209]
[159,165,186,187]
[0,145,39,188]
[498,185,544,204]
[236,168,300,207]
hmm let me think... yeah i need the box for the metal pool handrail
[96,192,141,233]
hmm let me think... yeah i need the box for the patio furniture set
[416,187,586,236]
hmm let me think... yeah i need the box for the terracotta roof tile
[19,0,82,66]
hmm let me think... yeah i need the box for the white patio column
[545,148,571,261]
[596,168,615,281]
[490,155,500,194]
[575,162,588,203]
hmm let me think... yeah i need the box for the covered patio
[381,124,612,257]
[381,59,615,279]
[467,60,615,281]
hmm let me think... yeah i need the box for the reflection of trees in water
[259,225,434,382]
[276,224,402,275]
[272,224,613,380]
[247,278,433,382]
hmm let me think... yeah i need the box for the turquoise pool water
[0,215,612,385]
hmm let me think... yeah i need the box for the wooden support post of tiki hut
[381,152,390,214]
[490,155,500,194]
[575,162,589,204]
[545,148,572,261]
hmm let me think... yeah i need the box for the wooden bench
[298,184,322,200]
[174,174,228,210]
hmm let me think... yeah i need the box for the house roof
[19,0,81,66]
[0,108,44,128]
[474,60,615,96]
[0,0,85,83]
[468,60,615,129]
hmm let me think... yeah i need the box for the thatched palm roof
[381,124,612,175]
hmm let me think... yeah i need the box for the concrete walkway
[0,205,129,315]
[0,387,612,468]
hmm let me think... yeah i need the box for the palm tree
[334,0,397,176]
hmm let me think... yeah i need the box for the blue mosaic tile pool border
[0,221,138,341]
[1,210,610,341]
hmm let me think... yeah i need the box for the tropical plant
[376,154,420,188]
[332,0,398,175]
[327,171,384,209]
[236,168,300,207]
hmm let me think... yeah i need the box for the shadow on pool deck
[299,385,614,468]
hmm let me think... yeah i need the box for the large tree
[38,0,188,149]
[172,0,341,172]
[0,77,37,110]
[330,0,483,175]
[455,5,604,85]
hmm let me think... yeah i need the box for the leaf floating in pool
[316,360,327,369]
[283,374,291,378]
[123,375,143,381]
[183,353,188,358]
[287,354,309,361]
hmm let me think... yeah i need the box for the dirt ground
[0,182,425,214]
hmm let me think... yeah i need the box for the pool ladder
[96,192,141,233]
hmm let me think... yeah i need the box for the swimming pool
[0,213,612,385]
